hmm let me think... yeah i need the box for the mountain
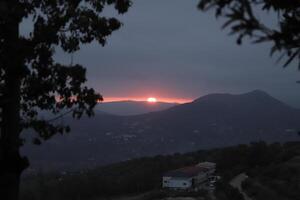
[96,101,178,115]
[22,90,300,171]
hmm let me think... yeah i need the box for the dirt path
[230,173,252,200]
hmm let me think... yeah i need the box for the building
[197,162,216,174]
[162,162,216,190]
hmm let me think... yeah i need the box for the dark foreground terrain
[21,141,300,200]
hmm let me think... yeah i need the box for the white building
[162,162,216,190]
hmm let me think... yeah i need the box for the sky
[53,0,300,107]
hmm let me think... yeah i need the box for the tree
[198,0,300,68]
[0,0,131,199]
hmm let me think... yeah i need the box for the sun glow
[147,97,157,103]
[103,97,192,104]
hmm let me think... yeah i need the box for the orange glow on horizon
[101,97,193,104]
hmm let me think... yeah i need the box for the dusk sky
[53,0,300,107]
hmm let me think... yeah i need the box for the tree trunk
[0,4,28,199]
[0,72,28,200]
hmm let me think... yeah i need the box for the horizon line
[101,97,193,104]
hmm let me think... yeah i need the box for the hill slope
[22,90,300,170]
[21,142,300,200]
[96,101,177,115]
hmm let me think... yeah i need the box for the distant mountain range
[22,90,300,171]
[96,101,178,115]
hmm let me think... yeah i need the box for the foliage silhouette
[198,0,300,68]
[0,0,131,199]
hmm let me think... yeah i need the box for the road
[230,173,252,200]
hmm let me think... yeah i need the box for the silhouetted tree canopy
[0,0,131,142]
[0,1,131,199]
[198,0,300,67]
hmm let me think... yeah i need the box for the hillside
[21,142,300,200]
[22,90,300,171]
[96,101,178,115]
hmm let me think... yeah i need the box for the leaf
[270,45,278,56]
[33,138,42,145]
[222,19,236,29]
[283,50,299,68]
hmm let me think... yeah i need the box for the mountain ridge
[22,90,300,171]
[96,100,178,116]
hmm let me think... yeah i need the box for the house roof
[164,166,209,178]
[197,162,216,168]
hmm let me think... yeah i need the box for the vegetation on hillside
[242,152,300,200]
[21,141,300,200]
